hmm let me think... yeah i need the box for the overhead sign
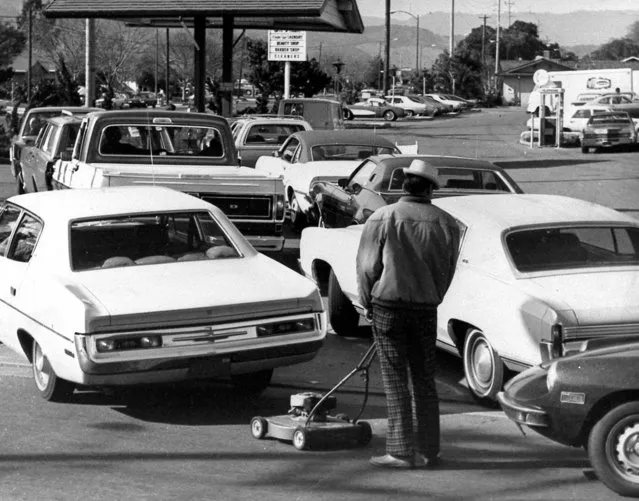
[268,31,307,62]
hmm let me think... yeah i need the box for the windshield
[71,211,240,271]
[506,226,639,272]
[99,124,225,158]
[311,144,396,161]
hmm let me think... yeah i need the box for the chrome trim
[563,323,639,340]
[497,392,550,428]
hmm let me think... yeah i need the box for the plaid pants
[372,304,439,458]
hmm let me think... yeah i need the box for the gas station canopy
[43,0,364,33]
[43,0,364,114]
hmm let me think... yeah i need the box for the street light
[390,10,420,72]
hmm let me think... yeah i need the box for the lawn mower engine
[250,391,373,450]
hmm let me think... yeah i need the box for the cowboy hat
[402,158,440,189]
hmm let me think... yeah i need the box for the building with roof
[8,51,57,86]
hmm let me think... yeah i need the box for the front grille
[192,194,272,219]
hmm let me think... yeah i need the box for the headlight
[95,335,162,353]
[546,362,558,392]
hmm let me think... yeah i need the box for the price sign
[268,31,307,62]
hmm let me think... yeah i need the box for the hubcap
[252,420,263,436]
[471,339,494,388]
[33,343,50,390]
[614,423,639,480]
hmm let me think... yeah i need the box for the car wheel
[581,146,589,153]
[344,109,354,121]
[383,110,397,122]
[250,416,269,439]
[588,402,639,498]
[289,196,308,231]
[231,369,273,395]
[32,339,75,402]
[328,269,359,336]
[406,110,415,117]
[462,328,504,403]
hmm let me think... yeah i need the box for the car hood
[73,254,321,329]
[523,269,639,324]
[291,161,361,191]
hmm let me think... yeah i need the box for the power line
[505,0,515,27]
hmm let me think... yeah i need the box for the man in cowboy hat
[356,158,460,469]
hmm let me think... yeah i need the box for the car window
[42,124,59,155]
[8,213,42,263]
[388,168,406,191]
[0,205,22,257]
[99,124,225,158]
[246,124,305,145]
[349,160,377,188]
[438,168,482,190]
[70,211,240,271]
[281,137,299,162]
[312,144,395,161]
[480,171,509,191]
[572,109,591,119]
[506,226,639,272]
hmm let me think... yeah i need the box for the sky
[356,0,638,17]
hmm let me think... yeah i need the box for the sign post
[268,30,307,100]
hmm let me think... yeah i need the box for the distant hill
[363,10,639,49]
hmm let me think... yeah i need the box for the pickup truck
[230,115,312,167]
[51,109,286,252]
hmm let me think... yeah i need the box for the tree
[628,21,639,44]
[290,58,331,97]
[590,38,639,60]
[0,21,26,68]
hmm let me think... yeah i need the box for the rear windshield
[71,211,240,271]
[99,124,226,158]
[506,226,639,272]
[311,144,396,161]
[589,115,630,125]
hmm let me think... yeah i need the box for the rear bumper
[75,339,324,386]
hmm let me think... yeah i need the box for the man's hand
[365,309,373,322]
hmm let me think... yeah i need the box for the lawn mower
[250,343,377,450]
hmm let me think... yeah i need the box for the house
[9,51,57,86]
[497,57,574,107]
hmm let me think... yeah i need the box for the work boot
[369,454,413,469]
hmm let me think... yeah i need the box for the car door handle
[10,286,16,296]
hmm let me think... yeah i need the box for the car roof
[371,154,503,171]
[45,114,85,126]
[8,186,212,221]
[434,194,637,229]
[294,130,396,147]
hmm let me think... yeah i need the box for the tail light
[275,194,285,220]
[550,324,564,359]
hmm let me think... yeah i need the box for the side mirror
[272,150,280,157]
[350,182,362,194]
[59,150,72,162]
[337,178,349,188]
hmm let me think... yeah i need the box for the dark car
[498,341,639,498]
[312,154,523,228]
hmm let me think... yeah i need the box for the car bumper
[497,391,550,427]
[582,136,635,147]
[78,340,324,386]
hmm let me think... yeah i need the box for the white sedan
[255,130,401,229]
[0,186,326,402]
[299,194,639,402]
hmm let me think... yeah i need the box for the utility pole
[495,0,501,76]
[85,19,95,107]
[165,28,170,102]
[480,15,489,92]
[449,0,455,56]
[318,42,322,65]
[27,7,32,104]
[505,0,515,27]
[383,0,390,94]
